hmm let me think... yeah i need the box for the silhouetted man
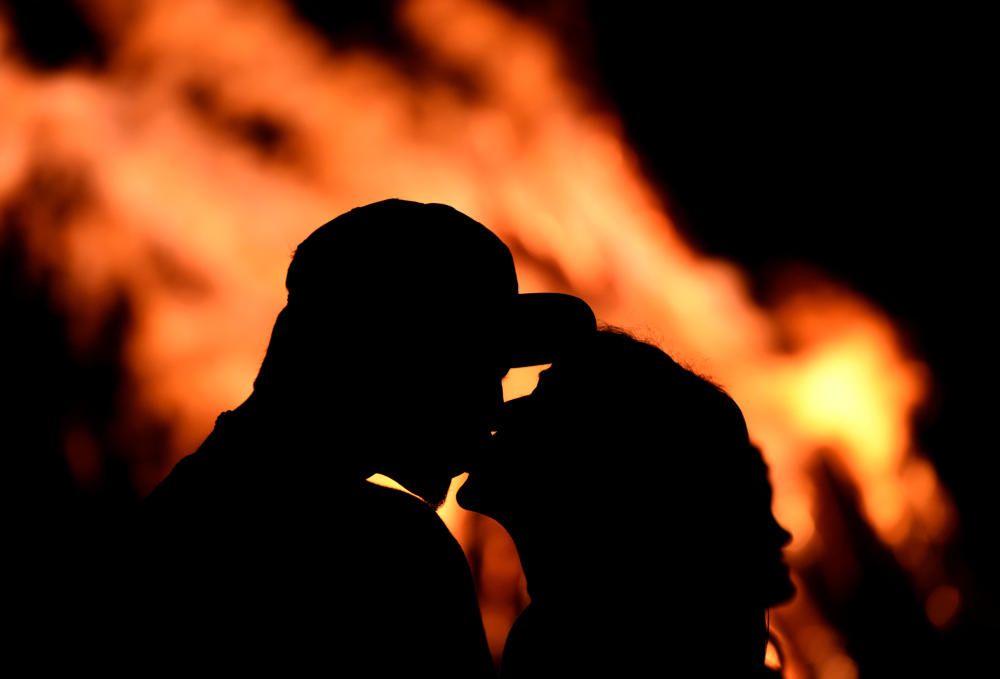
[139,199,594,675]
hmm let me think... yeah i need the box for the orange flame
[0,0,954,675]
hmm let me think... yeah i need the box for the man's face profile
[389,339,507,507]
[271,200,592,508]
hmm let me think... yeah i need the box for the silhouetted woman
[459,328,795,677]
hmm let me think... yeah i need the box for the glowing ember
[0,0,954,675]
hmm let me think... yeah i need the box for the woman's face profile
[744,447,795,607]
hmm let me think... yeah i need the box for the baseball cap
[285,198,596,368]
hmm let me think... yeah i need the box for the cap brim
[509,293,597,368]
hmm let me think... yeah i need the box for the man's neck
[228,389,373,480]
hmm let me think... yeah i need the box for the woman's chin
[765,566,797,606]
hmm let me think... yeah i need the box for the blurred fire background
[1,1,992,675]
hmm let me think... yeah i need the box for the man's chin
[454,475,480,512]
[403,475,453,510]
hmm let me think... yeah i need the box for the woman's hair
[533,326,754,491]
[527,327,776,598]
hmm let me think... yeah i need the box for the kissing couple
[142,199,795,677]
